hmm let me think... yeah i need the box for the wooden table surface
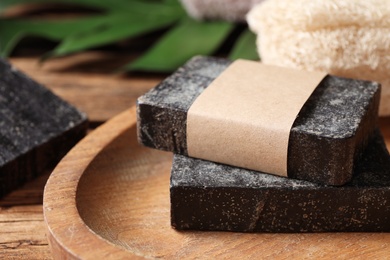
[1,52,390,259]
[0,52,164,259]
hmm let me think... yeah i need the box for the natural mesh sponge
[247,0,390,115]
[180,0,264,21]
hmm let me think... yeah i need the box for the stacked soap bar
[171,130,390,232]
[0,59,88,198]
[136,56,388,232]
[137,56,380,186]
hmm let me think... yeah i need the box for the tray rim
[43,107,143,259]
[43,106,390,259]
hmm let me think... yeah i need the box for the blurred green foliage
[0,0,258,72]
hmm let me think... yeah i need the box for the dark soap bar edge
[137,56,380,186]
[0,58,88,198]
[170,129,390,232]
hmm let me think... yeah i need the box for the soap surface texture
[170,130,390,232]
[137,56,380,185]
[0,59,88,197]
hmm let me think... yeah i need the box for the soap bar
[0,59,88,198]
[170,130,390,232]
[137,56,380,185]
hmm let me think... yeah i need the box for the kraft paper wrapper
[187,60,326,177]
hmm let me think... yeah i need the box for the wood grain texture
[43,107,390,259]
[0,205,52,260]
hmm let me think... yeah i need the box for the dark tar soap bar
[0,59,88,198]
[137,56,380,186]
[170,130,390,232]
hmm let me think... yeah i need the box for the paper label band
[187,60,326,177]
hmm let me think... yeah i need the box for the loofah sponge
[247,0,390,116]
[180,0,264,21]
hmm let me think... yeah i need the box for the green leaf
[49,12,183,57]
[0,0,106,13]
[0,0,182,14]
[1,0,248,73]
[228,29,259,60]
[0,0,124,13]
[0,0,52,11]
[125,18,234,72]
[0,0,185,57]
[0,16,109,56]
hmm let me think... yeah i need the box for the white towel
[180,0,265,21]
[247,0,390,116]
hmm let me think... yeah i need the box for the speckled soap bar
[137,56,380,186]
[171,130,390,232]
[0,59,88,198]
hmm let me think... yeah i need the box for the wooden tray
[43,107,390,259]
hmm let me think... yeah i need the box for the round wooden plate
[43,107,390,259]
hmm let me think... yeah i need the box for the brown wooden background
[1,5,390,258]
